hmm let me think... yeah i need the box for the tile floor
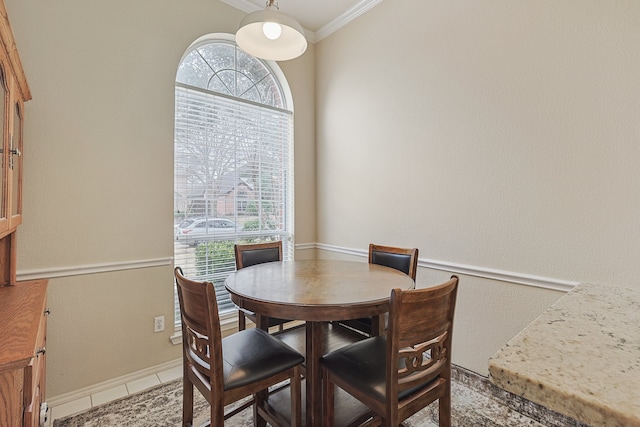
[45,365,183,426]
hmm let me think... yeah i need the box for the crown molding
[220,0,261,14]
[220,0,383,44]
[315,0,383,42]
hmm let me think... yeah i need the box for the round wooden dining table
[224,259,415,427]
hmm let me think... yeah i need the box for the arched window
[174,35,294,322]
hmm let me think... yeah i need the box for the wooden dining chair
[174,266,304,427]
[339,244,419,336]
[234,241,293,332]
[322,276,459,427]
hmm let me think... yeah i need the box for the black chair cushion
[371,251,411,276]
[241,248,280,268]
[322,336,387,401]
[321,336,431,402]
[222,328,304,390]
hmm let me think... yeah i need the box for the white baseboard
[47,358,182,408]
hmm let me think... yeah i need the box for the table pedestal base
[274,322,369,426]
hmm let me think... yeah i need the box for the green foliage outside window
[195,240,235,279]
[243,220,277,231]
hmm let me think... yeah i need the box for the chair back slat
[184,329,211,372]
[397,331,448,390]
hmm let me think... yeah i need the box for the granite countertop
[488,283,640,427]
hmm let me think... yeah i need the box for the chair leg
[253,390,268,427]
[290,365,302,427]
[211,397,225,427]
[439,390,451,427]
[182,375,194,427]
[238,310,246,330]
[371,315,383,337]
[323,369,335,427]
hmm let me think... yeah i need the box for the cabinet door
[0,369,23,427]
[0,60,8,235]
[8,94,22,229]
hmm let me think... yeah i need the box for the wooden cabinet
[0,281,48,427]
[0,0,31,286]
[0,1,47,426]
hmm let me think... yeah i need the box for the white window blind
[173,81,293,327]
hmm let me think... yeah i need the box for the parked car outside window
[175,218,237,246]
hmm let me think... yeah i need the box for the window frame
[173,34,295,331]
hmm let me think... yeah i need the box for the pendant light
[236,0,307,61]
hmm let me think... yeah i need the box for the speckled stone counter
[488,283,640,427]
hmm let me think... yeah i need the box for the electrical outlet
[154,316,165,333]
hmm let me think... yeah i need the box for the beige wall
[6,0,315,396]
[315,0,640,374]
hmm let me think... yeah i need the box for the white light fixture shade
[236,9,307,61]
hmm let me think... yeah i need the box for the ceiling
[220,0,383,42]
